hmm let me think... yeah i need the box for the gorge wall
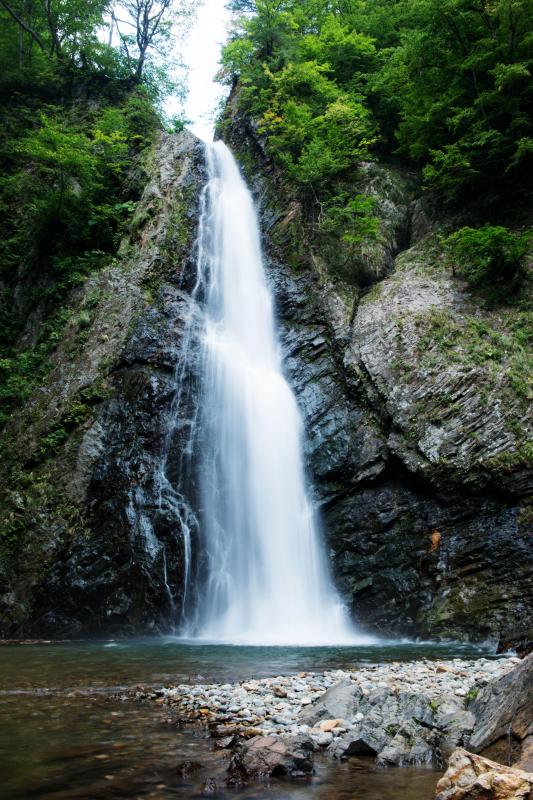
[0,123,531,650]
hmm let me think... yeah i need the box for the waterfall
[189,141,363,645]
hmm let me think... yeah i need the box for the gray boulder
[469,654,533,766]
[377,725,435,767]
[299,681,361,725]
[329,726,388,759]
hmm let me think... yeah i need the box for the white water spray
[192,141,367,645]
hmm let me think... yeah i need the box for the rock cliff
[1,115,531,647]
[221,99,533,650]
[0,131,206,635]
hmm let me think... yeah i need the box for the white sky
[169,0,232,141]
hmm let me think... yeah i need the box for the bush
[444,225,530,289]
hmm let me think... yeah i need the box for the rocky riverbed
[130,656,520,777]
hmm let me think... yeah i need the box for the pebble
[136,657,515,754]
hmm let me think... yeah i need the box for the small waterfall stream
[186,141,361,645]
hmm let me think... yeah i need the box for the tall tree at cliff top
[0,0,109,65]
[222,0,533,205]
[110,0,195,95]
[0,0,195,100]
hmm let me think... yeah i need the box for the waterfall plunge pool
[1,638,502,799]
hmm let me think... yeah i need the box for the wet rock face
[0,131,207,637]
[266,242,531,647]
[59,137,207,636]
[2,114,531,643]
[222,97,532,648]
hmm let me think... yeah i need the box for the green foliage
[222,0,533,204]
[427,699,440,714]
[36,397,96,460]
[444,225,530,289]
[415,305,533,406]
[222,2,379,192]
[0,96,152,284]
[320,193,379,246]
[0,307,71,425]
[0,38,163,427]
[317,192,380,282]
[465,686,480,706]
[0,0,193,99]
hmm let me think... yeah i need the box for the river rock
[435,749,533,800]
[229,734,315,780]
[318,718,344,732]
[176,760,203,778]
[299,681,360,725]
[377,725,435,767]
[214,734,238,749]
[329,726,388,759]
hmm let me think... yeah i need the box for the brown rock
[318,719,344,732]
[516,736,533,773]
[429,530,442,553]
[242,727,265,738]
[435,749,533,800]
[229,735,314,780]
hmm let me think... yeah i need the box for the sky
[172,0,232,141]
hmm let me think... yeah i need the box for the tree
[222,0,533,205]
[0,0,109,63]
[112,0,194,83]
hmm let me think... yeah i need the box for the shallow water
[0,639,497,799]
[0,637,493,691]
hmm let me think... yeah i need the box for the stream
[1,638,493,799]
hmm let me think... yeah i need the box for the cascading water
[187,140,366,645]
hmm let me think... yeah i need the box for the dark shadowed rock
[0,130,207,637]
[202,778,218,794]
[329,726,388,759]
[229,735,314,780]
[176,760,203,778]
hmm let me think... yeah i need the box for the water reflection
[0,639,498,799]
[1,692,441,799]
